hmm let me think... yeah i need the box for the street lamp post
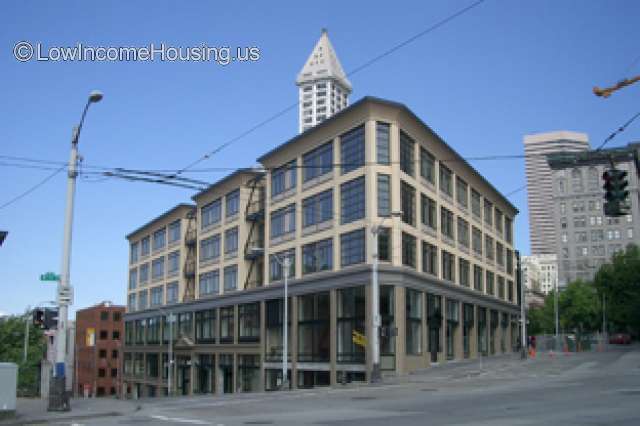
[49,91,103,412]
[370,210,402,383]
[270,253,291,389]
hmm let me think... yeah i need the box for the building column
[439,297,446,363]
[330,289,337,386]
[291,295,298,389]
[454,300,463,360]
[259,300,266,391]
[395,286,406,375]
[470,305,478,359]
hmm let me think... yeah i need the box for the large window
[340,125,365,174]
[139,263,149,284]
[303,141,333,182]
[376,122,390,165]
[472,227,482,256]
[141,236,150,257]
[153,228,166,252]
[400,131,415,176]
[271,204,296,239]
[200,234,221,263]
[380,286,396,369]
[378,227,391,262]
[406,289,423,355]
[151,286,163,306]
[471,189,481,218]
[224,227,238,256]
[151,257,164,280]
[271,160,297,197]
[302,238,333,274]
[439,165,453,197]
[421,194,437,230]
[498,276,505,299]
[177,312,193,339]
[506,249,513,274]
[337,287,365,363]
[226,189,240,218]
[402,232,417,268]
[486,271,495,295]
[474,265,484,291]
[420,147,435,184]
[422,242,437,276]
[166,282,178,304]
[219,306,234,343]
[168,251,179,275]
[446,300,459,360]
[265,299,291,363]
[441,207,454,239]
[303,189,333,228]
[485,235,494,261]
[505,217,513,244]
[377,174,391,217]
[129,269,137,290]
[341,176,365,224]
[168,219,181,244]
[199,270,219,296]
[269,248,295,281]
[195,309,216,343]
[223,265,238,292]
[496,242,504,267]
[457,217,469,248]
[456,177,468,208]
[442,251,455,282]
[147,317,161,344]
[459,258,470,287]
[401,181,416,226]
[238,303,260,342]
[484,199,493,226]
[298,292,330,362]
[130,242,139,263]
[340,229,366,267]
[201,198,222,229]
[495,209,503,235]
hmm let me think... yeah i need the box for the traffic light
[32,308,45,328]
[603,168,630,217]
[44,308,59,330]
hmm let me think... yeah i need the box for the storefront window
[337,286,365,363]
[446,299,459,360]
[238,303,260,342]
[297,292,330,362]
[463,304,474,358]
[427,294,442,363]
[406,289,423,355]
[380,286,396,370]
[237,355,260,392]
[220,307,235,343]
[195,309,216,343]
[265,299,291,363]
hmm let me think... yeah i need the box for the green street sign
[40,272,60,282]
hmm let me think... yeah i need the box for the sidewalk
[0,397,140,425]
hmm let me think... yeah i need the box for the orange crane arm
[594,75,640,98]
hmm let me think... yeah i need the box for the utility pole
[48,91,103,412]
[554,278,559,337]
[282,257,290,389]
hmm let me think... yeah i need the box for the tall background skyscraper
[296,29,352,133]
[523,131,590,254]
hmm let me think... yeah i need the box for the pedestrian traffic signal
[602,168,630,217]
[44,308,58,330]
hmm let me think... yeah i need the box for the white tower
[296,29,352,133]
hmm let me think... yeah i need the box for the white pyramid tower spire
[296,29,352,133]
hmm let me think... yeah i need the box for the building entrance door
[176,356,191,396]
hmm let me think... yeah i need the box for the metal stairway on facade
[244,175,265,289]
[182,210,197,302]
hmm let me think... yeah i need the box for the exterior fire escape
[244,175,265,289]
[182,209,197,302]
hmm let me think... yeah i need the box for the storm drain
[351,396,377,400]
[421,388,438,392]
[244,421,274,425]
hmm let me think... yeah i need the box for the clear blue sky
[1,0,639,315]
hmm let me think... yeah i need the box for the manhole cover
[351,396,376,400]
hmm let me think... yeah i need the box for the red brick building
[75,302,125,397]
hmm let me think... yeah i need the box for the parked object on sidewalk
[0,363,18,419]
[609,333,631,345]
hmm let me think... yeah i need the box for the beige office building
[123,97,521,397]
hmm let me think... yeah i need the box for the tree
[558,280,600,335]
[0,314,46,396]
[593,244,640,337]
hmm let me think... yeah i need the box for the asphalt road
[30,345,640,426]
